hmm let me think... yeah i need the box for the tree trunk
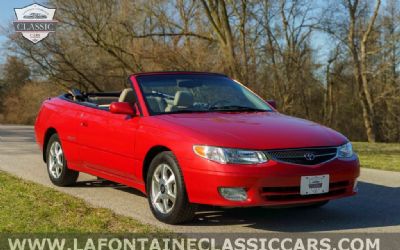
[199,0,241,80]
[324,63,334,126]
[346,0,380,142]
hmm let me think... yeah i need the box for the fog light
[219,187,247,201]
[353,179,358,192]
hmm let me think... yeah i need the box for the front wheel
[46,134,79,186]
[146,151,196,224]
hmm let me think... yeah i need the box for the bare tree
[324,47,340,126]
[199,0,242,79]
[346,0,381,142]
[3,0,399,142]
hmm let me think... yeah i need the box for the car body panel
[76,105,139,179]
[35,72,360,207]
[181,156,359,206]
[156,112,347,150]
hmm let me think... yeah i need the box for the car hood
[157,112,347,149]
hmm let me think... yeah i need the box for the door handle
[80,121,88,127]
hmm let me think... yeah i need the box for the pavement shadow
[73,178,146,197]
[73,179,124,188]
[185,181,400,232]
[114,186,146,197]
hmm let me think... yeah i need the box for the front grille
[265,147,338,165]
[265,189,347,201]
[261,181,349,202]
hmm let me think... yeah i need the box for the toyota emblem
[304,152,316,161]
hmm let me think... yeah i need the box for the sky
[0,0,45,62]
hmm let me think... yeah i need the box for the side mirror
[110,102,136,115]
[266,100,277,109]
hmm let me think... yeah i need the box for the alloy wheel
[151,163,177,214]
[48,141,63,179]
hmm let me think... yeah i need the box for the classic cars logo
[13,3,57,43]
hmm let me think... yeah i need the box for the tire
[146,151,197,224]
[46,134,79,186]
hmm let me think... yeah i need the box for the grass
[0,171,164,233]
[353,142,400,172]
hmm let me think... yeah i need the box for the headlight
[193,145,268,164]
[337,142,353,158]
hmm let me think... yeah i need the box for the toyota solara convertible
[35,72,360,224]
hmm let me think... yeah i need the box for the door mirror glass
[110,102,136,115]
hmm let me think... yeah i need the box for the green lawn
[353,142,400,172]
[0,171,164,233]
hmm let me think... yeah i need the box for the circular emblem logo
[304,152,316,161]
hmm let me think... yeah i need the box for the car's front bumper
[182,156,360,207]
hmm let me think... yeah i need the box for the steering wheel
[68,88,85,101]
[208,99,231,110]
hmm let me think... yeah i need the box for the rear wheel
[146,151,196,224]
[46,134,79,186]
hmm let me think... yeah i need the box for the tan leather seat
[98,88,136,108]
[119,88,136,104]
[165,91,194,112]
[147,96,167,113]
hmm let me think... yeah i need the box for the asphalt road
[1,124,400,233]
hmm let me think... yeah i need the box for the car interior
[63,77,265,115]
[147,91,194,113]
[139,79,213,113]
[65,88,195,114]
[65,88,136,109]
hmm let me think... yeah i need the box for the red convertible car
[35,72,360,224]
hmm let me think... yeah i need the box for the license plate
[300,174,329,195]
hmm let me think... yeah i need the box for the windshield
[136,74,273,115]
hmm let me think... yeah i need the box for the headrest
[119,88,136,104]
[174,91,193,107]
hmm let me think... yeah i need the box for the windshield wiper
[165,110,209,114]
[159,106,268,115]
[209,105,268,112]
